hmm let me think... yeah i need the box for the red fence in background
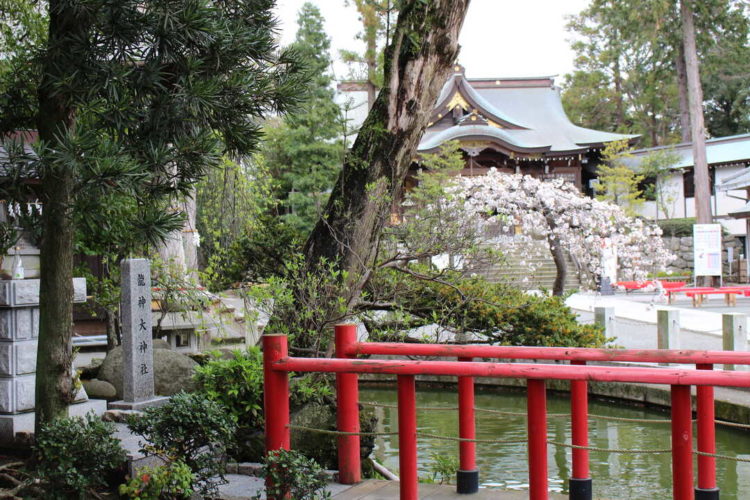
[264,325,750,500]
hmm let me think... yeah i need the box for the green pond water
[361,386,750,499]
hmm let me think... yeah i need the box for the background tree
[638,148,681,220]
[0,0,303,426]
[680,0,711,226]
[263,3,344,236]
[340,0,400,105]
[595,139,644,216]
[298,0,470,335]
[563,0,750,146]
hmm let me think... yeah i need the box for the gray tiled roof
[419,69,636,154]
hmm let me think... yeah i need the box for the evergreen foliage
[562,0,750,145]
[34,413,126,498]
[596,139,644,216]
[264,2,344,235]
[0,0,305,425]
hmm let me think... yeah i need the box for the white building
[624,134,750,236]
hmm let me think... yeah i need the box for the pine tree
[0,0,303,427]
[263,2,344,235]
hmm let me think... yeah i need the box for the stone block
[0,279,86,307]
[0,341,37,376]
[0,375,35,413]
[0,308,38,341]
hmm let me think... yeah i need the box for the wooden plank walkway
[332,480,567,499]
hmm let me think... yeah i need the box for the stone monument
[110,259,168,410]
[0,278,106,445]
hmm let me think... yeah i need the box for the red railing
[264,325,750,500]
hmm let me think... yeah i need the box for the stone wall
[663,235,744,277]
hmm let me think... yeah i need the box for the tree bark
[675,43,691,142]
[546,216,567,296]
[304,0,469,305]
[680,0,711,225]
[34,0,81,428]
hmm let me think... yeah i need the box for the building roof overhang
[420,66,637,156]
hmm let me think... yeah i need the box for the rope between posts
[360,401,672,423]
[547,440,672,454]
[361,401,750,429]
[287,425,398,437]
[288,425,750,462]
[694,450,750,463]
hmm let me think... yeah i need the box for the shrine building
[339,65,636,193]
[413,65,635,191]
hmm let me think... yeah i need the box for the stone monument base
[109,396,170,411]
[0,399,107,446]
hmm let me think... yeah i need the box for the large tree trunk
[681,0,711,225]
[675,44,691,142]
[304,0,469,306]
[35,0,81,428]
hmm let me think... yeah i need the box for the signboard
[693,224,722,277]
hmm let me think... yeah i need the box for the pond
[361,385,750,499]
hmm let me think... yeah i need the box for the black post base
[695,487,720,500]
[569,478,593,500]
[456,469,479,494]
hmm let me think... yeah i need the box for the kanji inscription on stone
[121,259,155,403]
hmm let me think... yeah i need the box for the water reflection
[362,385,750,499]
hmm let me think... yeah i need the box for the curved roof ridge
[431,70,531,129]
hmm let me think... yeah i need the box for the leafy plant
[119,460,195,500]
[0,221,19,258]
[34,413,126,498]
[127,392,236,496]
[366,270,610,348]
[428,452,459,485]
[254,449,331,500]
[194,347,333,460]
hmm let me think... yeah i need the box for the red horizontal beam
[349,342,750,366]
[275,357,750,387]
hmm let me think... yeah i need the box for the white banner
[693,224,722,277]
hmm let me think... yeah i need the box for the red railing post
[671,384,695,500]
[570,360,592,500]
[398,375,419,500]
[696,364,719,500]
[263,334,290,499]
[335,324,361,484]
[457,357,478,494]
[527,379,549,500]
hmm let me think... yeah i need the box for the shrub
[254,449,331,500]
[127,392,236,496]
[194,347,332,429]
[119,460,195,500]
[194,348,333,461]
[428,452,458,485]
[656,217,696,237]
[34,413,126,498]
[367,270,610,347]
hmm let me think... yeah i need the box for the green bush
[119,460,195,500]
[194,348,333,461]
[656,217,695,237]
[194,348,333,428]
[127,392,236,496]
[254,449,331,500]
[34,413,126,498]
[367,270,609,348]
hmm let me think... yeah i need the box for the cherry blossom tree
[450,170,675,295]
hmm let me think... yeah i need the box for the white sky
[274,0,591,81]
